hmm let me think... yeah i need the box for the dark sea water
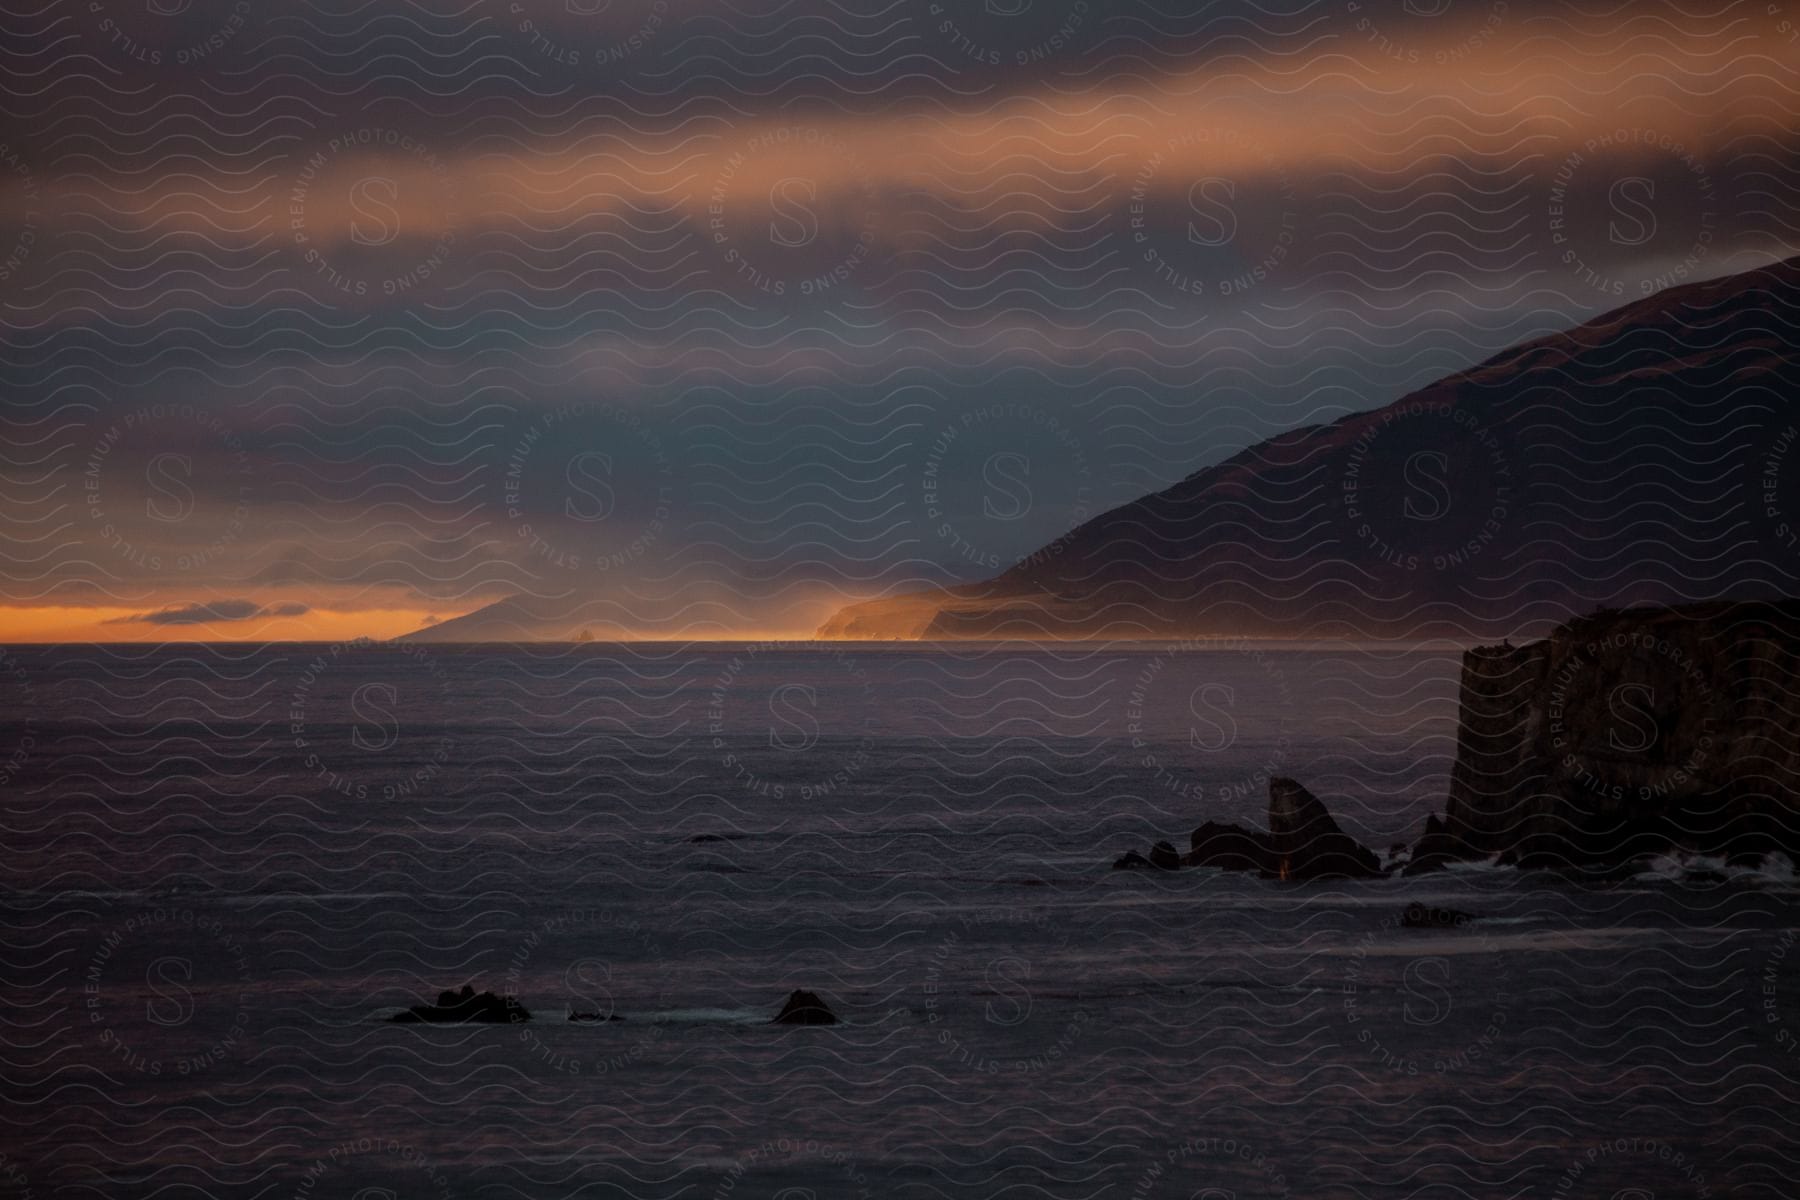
[1,643,1795,1199]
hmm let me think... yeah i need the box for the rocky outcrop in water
[1400,902,1474,929]
[1112,840,1184,871]
[1268,777,1384,880]
[1120,777,1383,881]
[1184,820,1276,873]
[390,984,530,1024]
[1405,600,1800,874]
[772,989,838,1025]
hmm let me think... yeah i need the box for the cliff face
[820,254,1800,641]
[1424,601,1800,868]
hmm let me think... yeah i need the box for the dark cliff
[1412,600,1800,870]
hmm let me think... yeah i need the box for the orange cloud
[6,9,1783,250]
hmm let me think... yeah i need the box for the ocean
[0,642,1793,1199]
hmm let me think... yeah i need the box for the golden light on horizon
[0,604,441,644]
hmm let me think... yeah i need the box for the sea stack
[772,989,838,1025]
[1266,777,1384,881]
[1406,600,1800,873]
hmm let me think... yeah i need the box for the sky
[1,0,1795,640]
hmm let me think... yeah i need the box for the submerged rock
[390,984,530,1024]
[568,1007,623,1023]
[772,989,837,1025]
[1399,901,1474,929]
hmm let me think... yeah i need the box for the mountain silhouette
[820,256,1800,641]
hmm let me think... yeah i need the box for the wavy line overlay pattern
[2,1,1799,1197]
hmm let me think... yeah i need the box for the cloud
[104,600,311,626]
[19,13,1776,262]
